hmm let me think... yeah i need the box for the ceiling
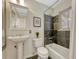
[24,0,71,16]
[24,0,48,13]
[35,0,60,7]
[24,0,62,8]
[24,0,62,12]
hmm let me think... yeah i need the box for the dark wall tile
[57,31,70,48]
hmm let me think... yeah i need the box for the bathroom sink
[8,35,29,43]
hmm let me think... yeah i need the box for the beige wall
[6,0,16,59]
[69,0,76,59]
[2,50,6,59]
[5,0,47,59]
[23,0,46,58]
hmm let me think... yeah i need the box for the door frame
[69,0,76,59]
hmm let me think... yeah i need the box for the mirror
[9,3,29,30]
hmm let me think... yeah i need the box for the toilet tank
[33,38,44,48]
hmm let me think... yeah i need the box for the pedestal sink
[8,35,29,59]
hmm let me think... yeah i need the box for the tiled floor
[27,55,51,59]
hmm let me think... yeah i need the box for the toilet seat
[37,47,48,58]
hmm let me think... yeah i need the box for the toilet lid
[37,47,48,56]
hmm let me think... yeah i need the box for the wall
[2,49,6,59]
[57,8,71,31]
[5,0,47,59]
[69,0,76,59]
[23,0,47,58]
[5,0,31,59]
[44,15,55,45]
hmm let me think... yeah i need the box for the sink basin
[8,35,29,43]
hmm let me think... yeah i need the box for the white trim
[69,0,76,59]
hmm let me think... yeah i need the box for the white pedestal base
[17,43,24,59]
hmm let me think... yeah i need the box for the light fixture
[36,0,59,7]
[19,0,24,6]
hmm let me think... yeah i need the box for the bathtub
[46,43,69,59]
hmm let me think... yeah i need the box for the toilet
[33,38,49,59]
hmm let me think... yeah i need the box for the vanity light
[19,0,24,6]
